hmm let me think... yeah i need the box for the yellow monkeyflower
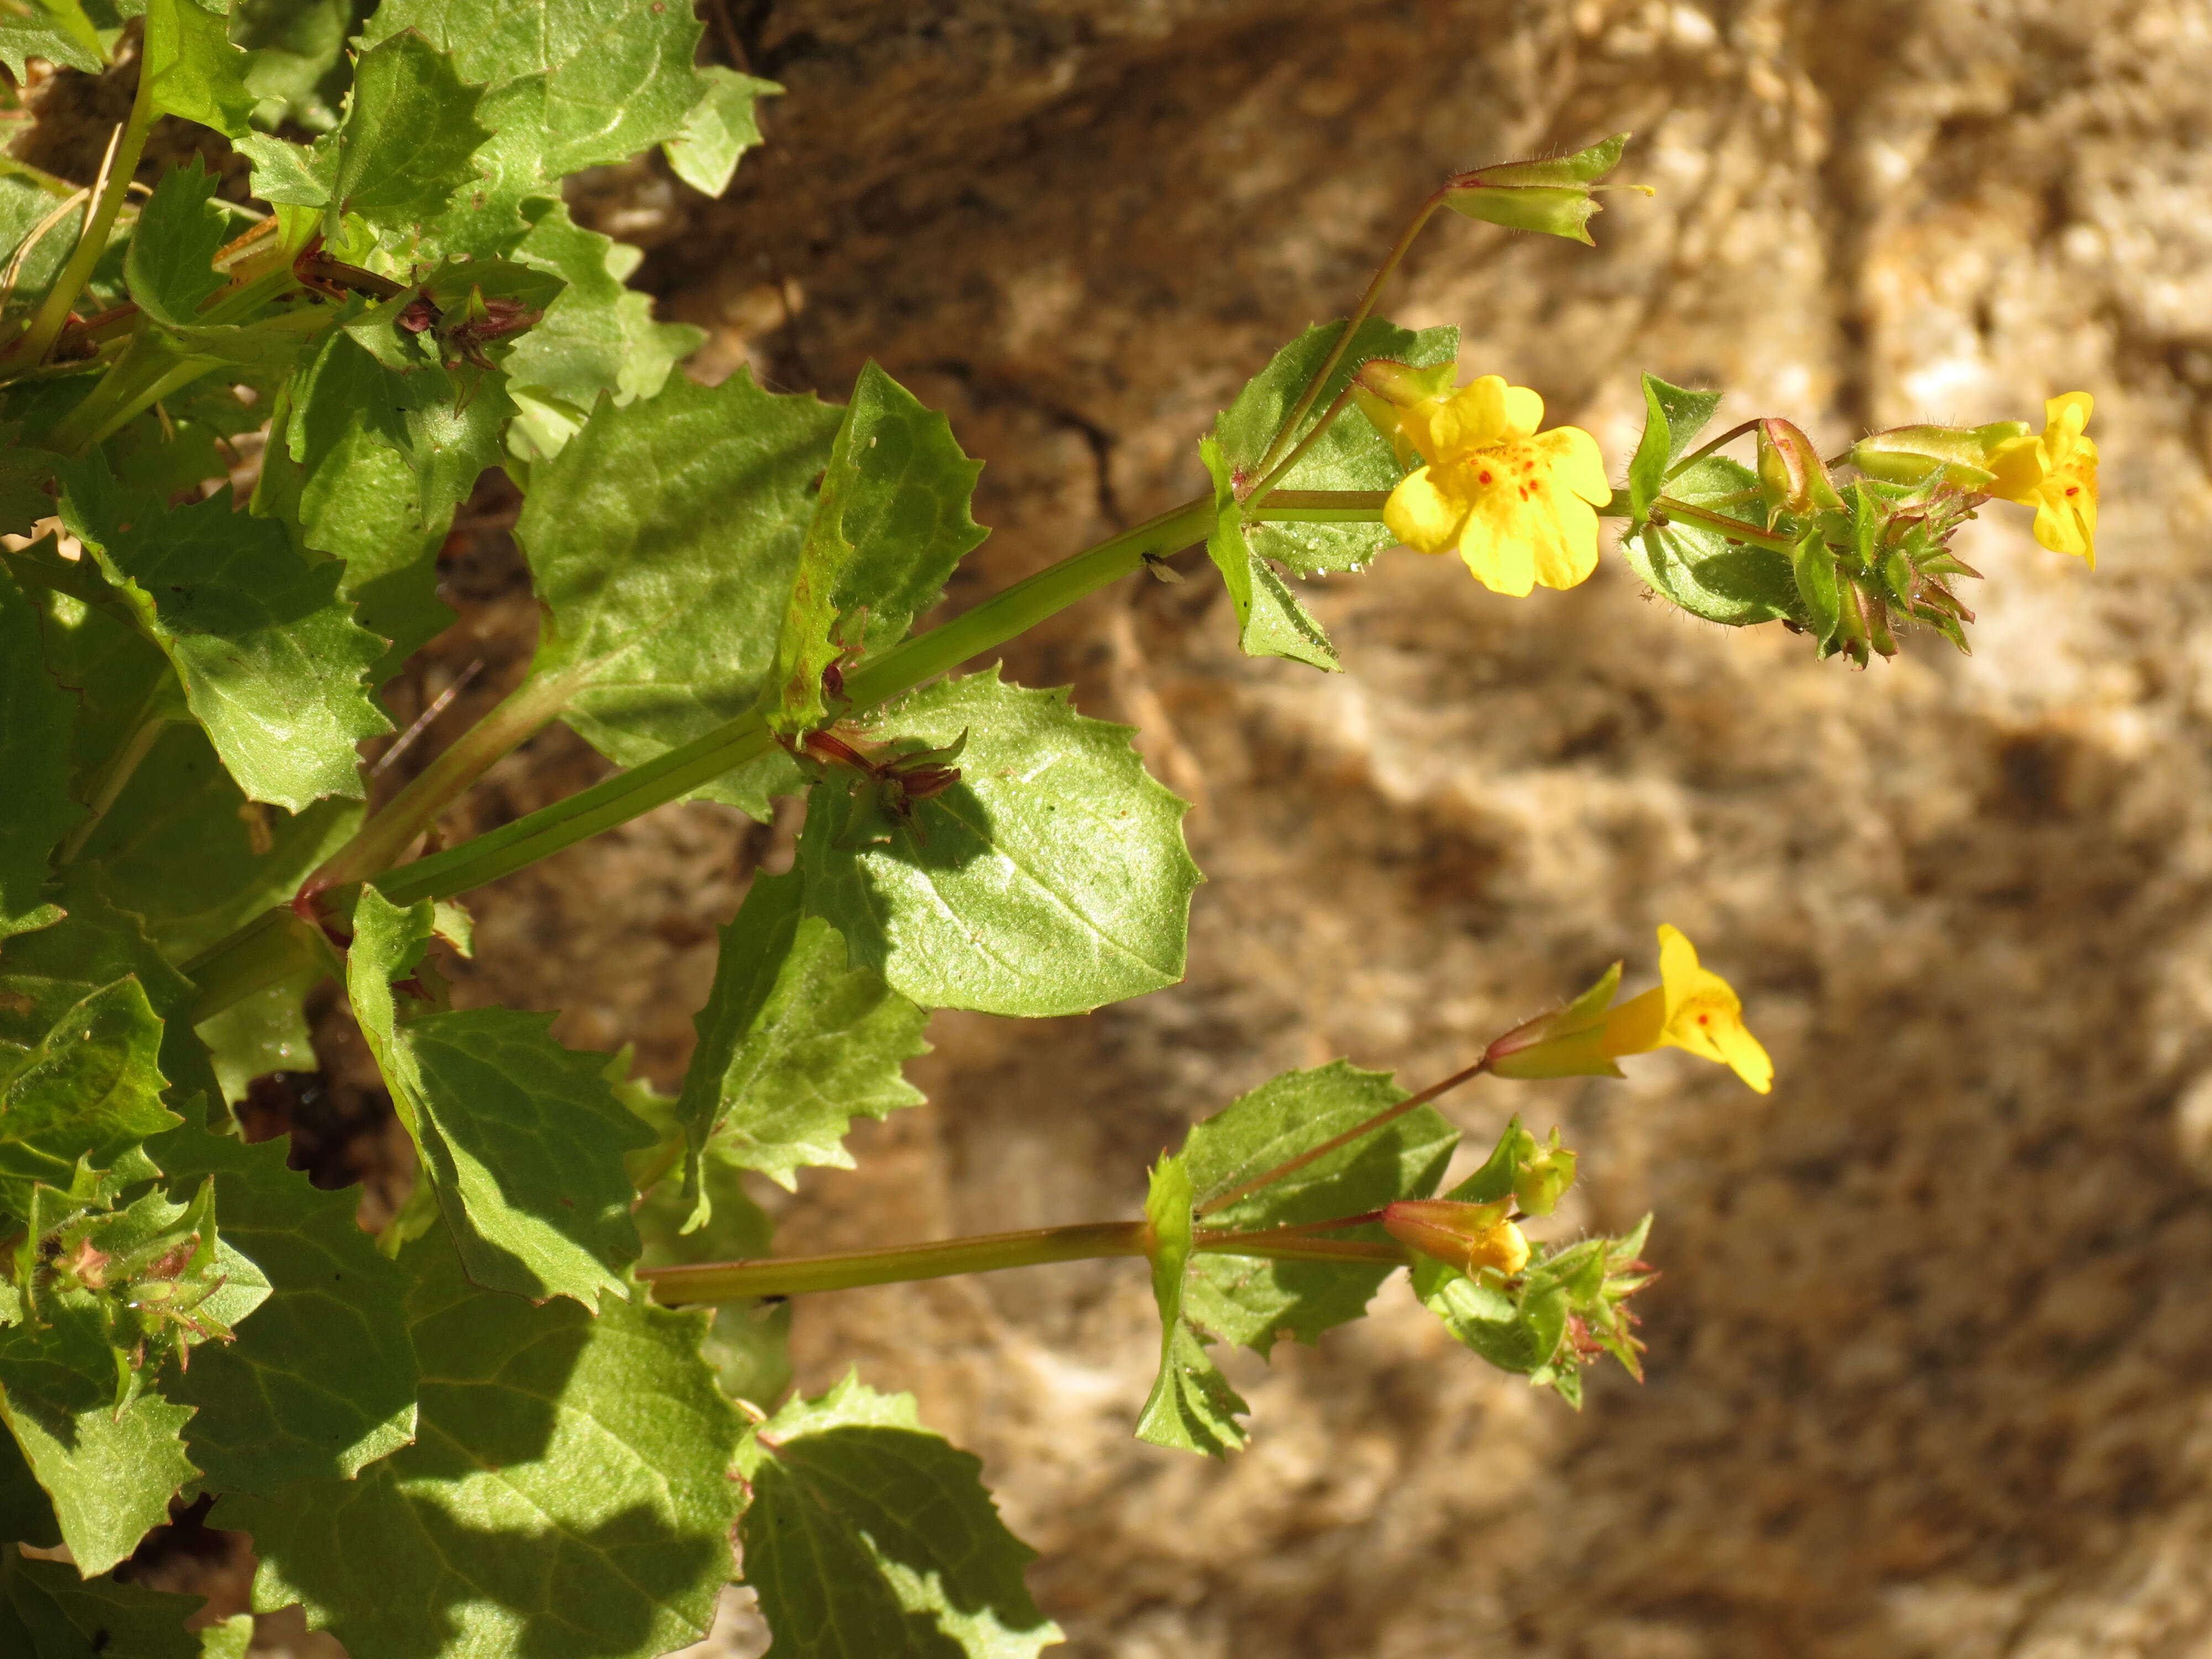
[1987,392,2099,566]
[1600,924,1773,1093]
[1486,924,1773,1094]
[1369,372,1612,597]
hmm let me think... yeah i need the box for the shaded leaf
[0,1545,203,1658]
[800,669,1201,1019]
[231,0,373,133]
[0,1295,197,1572]
[737,1371,1061,1659]
[634,1147,790,1409]
[124,158,227,326]
[58,460,388,812]
[0,976,175,1229]
[0,565,81,940]
[1621,455,1800,627]
[1180,1059,1453,1355]
[151,1123,418,1496]
[220,1228,743,1659]
[676,870,926,1220]
[347,886,650,1305]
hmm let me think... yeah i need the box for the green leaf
[1134,1153,1248,1457]
[220,1229,743,1659]
[1625,372,1725,526]
[347,886,650,1304]
[765,359,989,733]
[231,0,372,133]
[0,566,82,940]
[1180,1060,1454,1355]
[0,1546,204,1658]
[150,1123,419,1495]
[676,870,926,1220]
[0,2,103,78]
[326,29,489,233]
[125,159,228,327]
[0,1296,197,1572]
[1212,317,1458,576]
[1198,435,1338,671]
[519,369,839,817]
[1621,455,1800,627]
[500,199,701,462]
[142,0,256,138]
[737,1371,1061,1659]
[800,669,1202,1018]
[663,66,778,197]
[363,0,707,255]
[57,460,389,812]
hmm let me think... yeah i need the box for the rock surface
[314,0,2212,1654]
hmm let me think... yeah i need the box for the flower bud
[1512,1130,1578,1217]
[1484,961,1624,1081]
[1383,1199,1530,1277]
[1353,358,1459,466]
[1441,132,1647,246]
[1756,418,1844,517]
[1846,421,2029,492]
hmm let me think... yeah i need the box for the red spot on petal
[2066,486,2079,495]
[1697,1014,1710,1024]
[1479,471,1494,484]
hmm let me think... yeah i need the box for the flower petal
[1530,425,1614,509]
[1655,923,1702,1021]
[1985,433,2044,504]
[1384,466,1468,554]
[1457,502,1536,595]
[1597,986,1667,1058]
[2045,390,2094,437]
[1500,383,1545,442]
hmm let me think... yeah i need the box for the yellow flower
[1599,924,1773,1094]
[1377,374,1613,597]
[1986,392,2099,567]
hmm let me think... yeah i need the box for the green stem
[1254,489,1389,521]
[182,494,1220,1022]
[641,1222,1150,1302]
[302,667,582,904]
[1651,494,1794,553]
[639,1218,1409,1304]
[1663,419,1760,482]
[1254,187,1448,477]
[1244,383,1358,508]
[56,671,177,863]
[1194,1056,1489,1218]
[46,307,328,455]
[178,487,1400,1025]
[10,48,153,369]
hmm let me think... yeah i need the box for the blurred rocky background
[140,0,2212,1653]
